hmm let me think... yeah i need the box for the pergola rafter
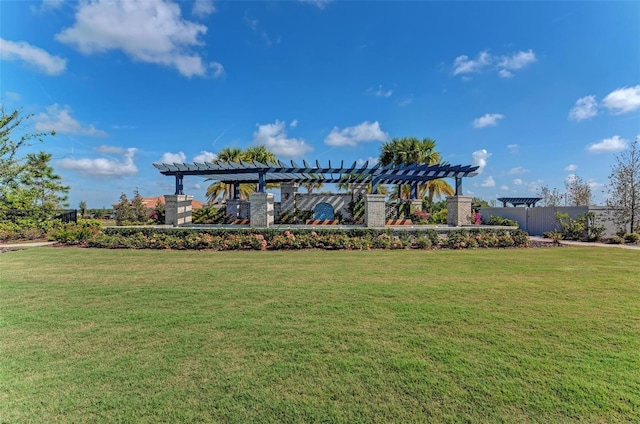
[154,160,479,198]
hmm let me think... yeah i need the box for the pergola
[154,160,480,199]
[497,197,542,207]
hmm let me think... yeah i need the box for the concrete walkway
[0,241,56,249]
[530,236,640,251]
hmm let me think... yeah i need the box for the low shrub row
[63,227,530,251]
[0,219,103,242]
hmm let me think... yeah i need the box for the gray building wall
[479,205,617,237]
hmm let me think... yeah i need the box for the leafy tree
[537,185,563,206]
[152,198,165,224]
[79,201,87,217]
[607,139,640,233]
[114,193,134,225]
[1,107,53,190]
[472,197,491,208]
[131,189,147,222]
[565,175,592,206]
[1,107,65,222]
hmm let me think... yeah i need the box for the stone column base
[165,194,193,226]
[250,193,274,227]
[365,194,386,228]
[226,199,239,220]
[446,196,472,227]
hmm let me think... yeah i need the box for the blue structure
[154,159,479,200]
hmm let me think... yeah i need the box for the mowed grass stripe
[1,247,639,423]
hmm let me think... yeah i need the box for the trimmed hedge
[71,227,530,250]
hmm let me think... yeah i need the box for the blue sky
[1,0,639,208]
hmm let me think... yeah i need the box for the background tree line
[1,107,69,224]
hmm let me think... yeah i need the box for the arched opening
[314,202,335,220]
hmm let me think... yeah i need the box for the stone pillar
[446,196,472,227]
[239,200,251,220]
[280,182,298,212]
[410,199,422,213]
[165,194,193,226]
[364,194,386,228]
[250,192,274,228]
[226,199,239,220]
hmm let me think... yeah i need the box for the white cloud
[471,149,491,174]
[57,148,138,177]
[299,0,332,9]
[587,180,606,190]
[253,120,313,158]
[513,178,523,185]
[526,179,544,193]
[452,50,492,75]
[473,113,504,128]
[0,38,67,75]
[356,156,379,166]
[500,185,509,191]
[507,144,519,154]
[56,0,223,78]
[475,176,495,188]
[192,0,215,18]
[4,91,21,101]
[35,104,108,137]
[498,49,536,71]
[367,85,393,98]
[564,164,578,172]
[508,166,530,175]
[569,95,598,121]
[586,135,628,153]
[96,145,125,154]
[243,13,279,47]
[398,97,413,107]
[157,152,187,164]
[325,121,388,147]
[602,85,640,114]
[290,119,298,128]
[565,173,578,185]
[453,49,536,78]
[193,150,217,163]
[31,0,65,12]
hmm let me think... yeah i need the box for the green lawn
[1,247,639,423]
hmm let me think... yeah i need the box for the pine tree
[114,193,134,225]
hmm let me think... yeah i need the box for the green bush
[414,236,432,249]
[192,207,232,224]
[488,216,518,226]
[608,236,624,245]
[624,233,639,244]
[56,226,530,252]
[430,208,447,224]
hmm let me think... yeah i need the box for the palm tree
[206,146,280,204]
[426,178,454,204]
[379,137,452,203]
[206,181,255,203]
[245,145,277,164]
[216,147,245,163]
[300,181,324,193]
